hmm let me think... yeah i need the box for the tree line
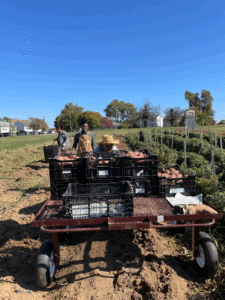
[2,89,215,131]
[54,90,215,131]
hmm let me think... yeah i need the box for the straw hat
[98,134,120,145]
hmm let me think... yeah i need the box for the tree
[184,90,215,125]
[101,117,113,128]
[138,101,160,127]
[164,107,184,127]
[29,117,49,131]
[78,111,102,129]
[54,102,84,131]
[3,117,11,122]
[104,99,136,121]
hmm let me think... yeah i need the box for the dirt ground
[0,143,217,300]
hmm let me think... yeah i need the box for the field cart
[32,195,222,288]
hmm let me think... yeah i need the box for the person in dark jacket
[54,124,70,150]
[72,119,95,151]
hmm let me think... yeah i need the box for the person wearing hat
[94,134,120,155]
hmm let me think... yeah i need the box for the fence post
[200,129,203,149]
[211,150,218,191]
[184,140,187,171]
[220,135,223,156]
[214,132,217,153]
[150,130,152,148]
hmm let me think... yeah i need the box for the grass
[1,125,225,153]
[0,133,59,152]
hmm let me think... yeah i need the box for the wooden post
[200,129,203,149]
[184,140,187,171]
[211,150,217,192]
[220,135,223,156]
[161,131,163,147]
[213,132,217,154]
[150,130,152,148]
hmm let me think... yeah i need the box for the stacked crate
[62,182,133,219]
[49,153,87,199]
[157,164,196,197]
[43,145,59,163]
[119,149,158,197]
[49,148,159,218]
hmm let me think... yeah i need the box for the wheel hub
[49,251,56,278]
[196,244,205,268]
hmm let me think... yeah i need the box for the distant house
[107,117,121,129]
[139,114,164,128]
[218,120,225,125]
[13,120,33,133]
[0,121,17,136]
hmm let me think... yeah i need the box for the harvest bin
[129,179,153,197]
[157,164,196,197]
[120,149,158,180]
[43,145,59,163]
[49,154,86,183]
[50,180,70,200]
[85,152,122,180]
[62,182,133,219]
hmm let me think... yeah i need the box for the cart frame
[32,196,222,267]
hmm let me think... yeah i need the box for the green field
[1,125,225,152]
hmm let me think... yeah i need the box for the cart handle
[39,219,215,233]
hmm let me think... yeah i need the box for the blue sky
[0,0,224,127]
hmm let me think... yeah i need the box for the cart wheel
[194,232,219,279]
[36,240,56,288]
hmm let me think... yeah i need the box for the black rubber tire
[36,240,55,288]
[194,231,219,279]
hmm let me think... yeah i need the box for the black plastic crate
[94,150,121,159]
[85,155,122,180]
[63,181,132,203]
[128,179,153,197]
[43,145,59,163]
[62,182,133,219]
[49,154,86,182]
[50,180,69,200]
[157,165,196,197]
[120,149,158,179]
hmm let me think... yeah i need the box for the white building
[13,120,33,133]
[139,114,164,128]
[105,117,121,129]
[0,121,17,136]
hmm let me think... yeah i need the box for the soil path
[0,143,204,300]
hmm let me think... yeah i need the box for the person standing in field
[54,124,70,151]
[72,119,95,153]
